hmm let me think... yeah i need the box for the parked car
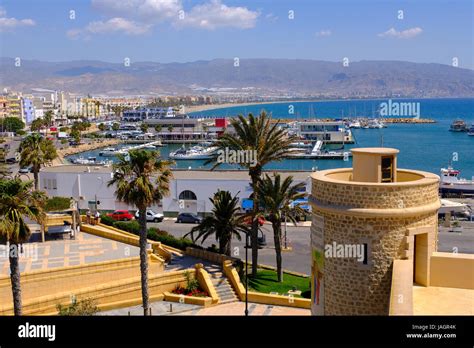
[106,210,134,221]
[244,215,266,226]
[176,213,202,224]
[19,166,32,174]
[135,210,164,222]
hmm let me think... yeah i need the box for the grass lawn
[247,269,311,299]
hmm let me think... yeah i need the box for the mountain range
[1,57,473,98]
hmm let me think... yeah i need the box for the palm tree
[207,111,297,276]
[108,149,173,315]
[0,178,46,315]
[43,111,54,132]
[185,190,248,256]
[19,134,58,190]
[259,173,306,282]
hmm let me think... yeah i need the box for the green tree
[167,125,174,133]
[30,118,44,132]
[206,111,297,276]
[19,134,58,190]
[140,123,149,133]
[154,124,162,133]
[112,123,120,132]
[108,150,173,315]
[43,111,54,128]
[185,190,247,256]
[70,129,80,144]
[98,123,106,132]
[259,174,306,282]
[0,117,25,133]
[0,178,46,315]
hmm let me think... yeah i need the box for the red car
[244,216,266,226]
[106,210,134,221]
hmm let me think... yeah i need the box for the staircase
[205,264,239,304]
[165,255,239,304]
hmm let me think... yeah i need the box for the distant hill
[1,57,473,97]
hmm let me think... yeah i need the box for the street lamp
[245,230,249,316]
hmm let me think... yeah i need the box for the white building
[39,166,312,216]
[296,121,353,143]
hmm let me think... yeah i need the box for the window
[179,190,197,200]
[362,243,368,265]
[381,156,394,183]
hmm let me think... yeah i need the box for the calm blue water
[69,98,474,178]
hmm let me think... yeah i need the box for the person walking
[86,209,91,224]
[94,210,100,225]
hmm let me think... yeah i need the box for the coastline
[185,97,472,115]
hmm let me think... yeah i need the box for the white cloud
[69,0,258,39]
[87,17,151,34]
[378,27,423,39]
[178,0,259,29]
[0,7,35,31]
[91,0,181,23]
[265,13,278,22]
[315,29,331,37]
[67,17,151,39]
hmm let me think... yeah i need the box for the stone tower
[309,148,440,315]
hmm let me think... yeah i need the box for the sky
[0,0,473,69]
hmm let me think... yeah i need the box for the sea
[68,98,474,179]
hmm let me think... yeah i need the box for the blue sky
[0,0,473,68]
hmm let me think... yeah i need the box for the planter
[163,292,213,307]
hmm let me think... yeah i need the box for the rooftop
[41,165,313,181]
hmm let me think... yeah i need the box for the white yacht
[169,146,217,160]
[440,166,474,196]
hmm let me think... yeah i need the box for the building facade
[39,166,312,215]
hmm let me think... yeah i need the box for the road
[151,219,474,275]
[151,219,312,274]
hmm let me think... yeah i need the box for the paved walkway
[100,301,201,316]
[0,229,139,275]
[179,301,310,316]
[100,300,310,316]
[413,285,474,315]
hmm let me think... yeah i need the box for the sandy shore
[185,100,308,114]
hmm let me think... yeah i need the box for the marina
[65,98,474,178]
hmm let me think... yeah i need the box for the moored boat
[439,166,474,196]
[449,119,468,132]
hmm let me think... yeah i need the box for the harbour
[66,98,474,179]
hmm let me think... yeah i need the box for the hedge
[97,220,195,251]
[45,197,72,212]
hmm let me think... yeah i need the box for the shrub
[99,214,115,226]
[184,270,199,292]
[57,298,98,316]
[114,220,140,234]
[45,196,71,212]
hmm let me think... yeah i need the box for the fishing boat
[439,166,474,196]
[449,119,468,132]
